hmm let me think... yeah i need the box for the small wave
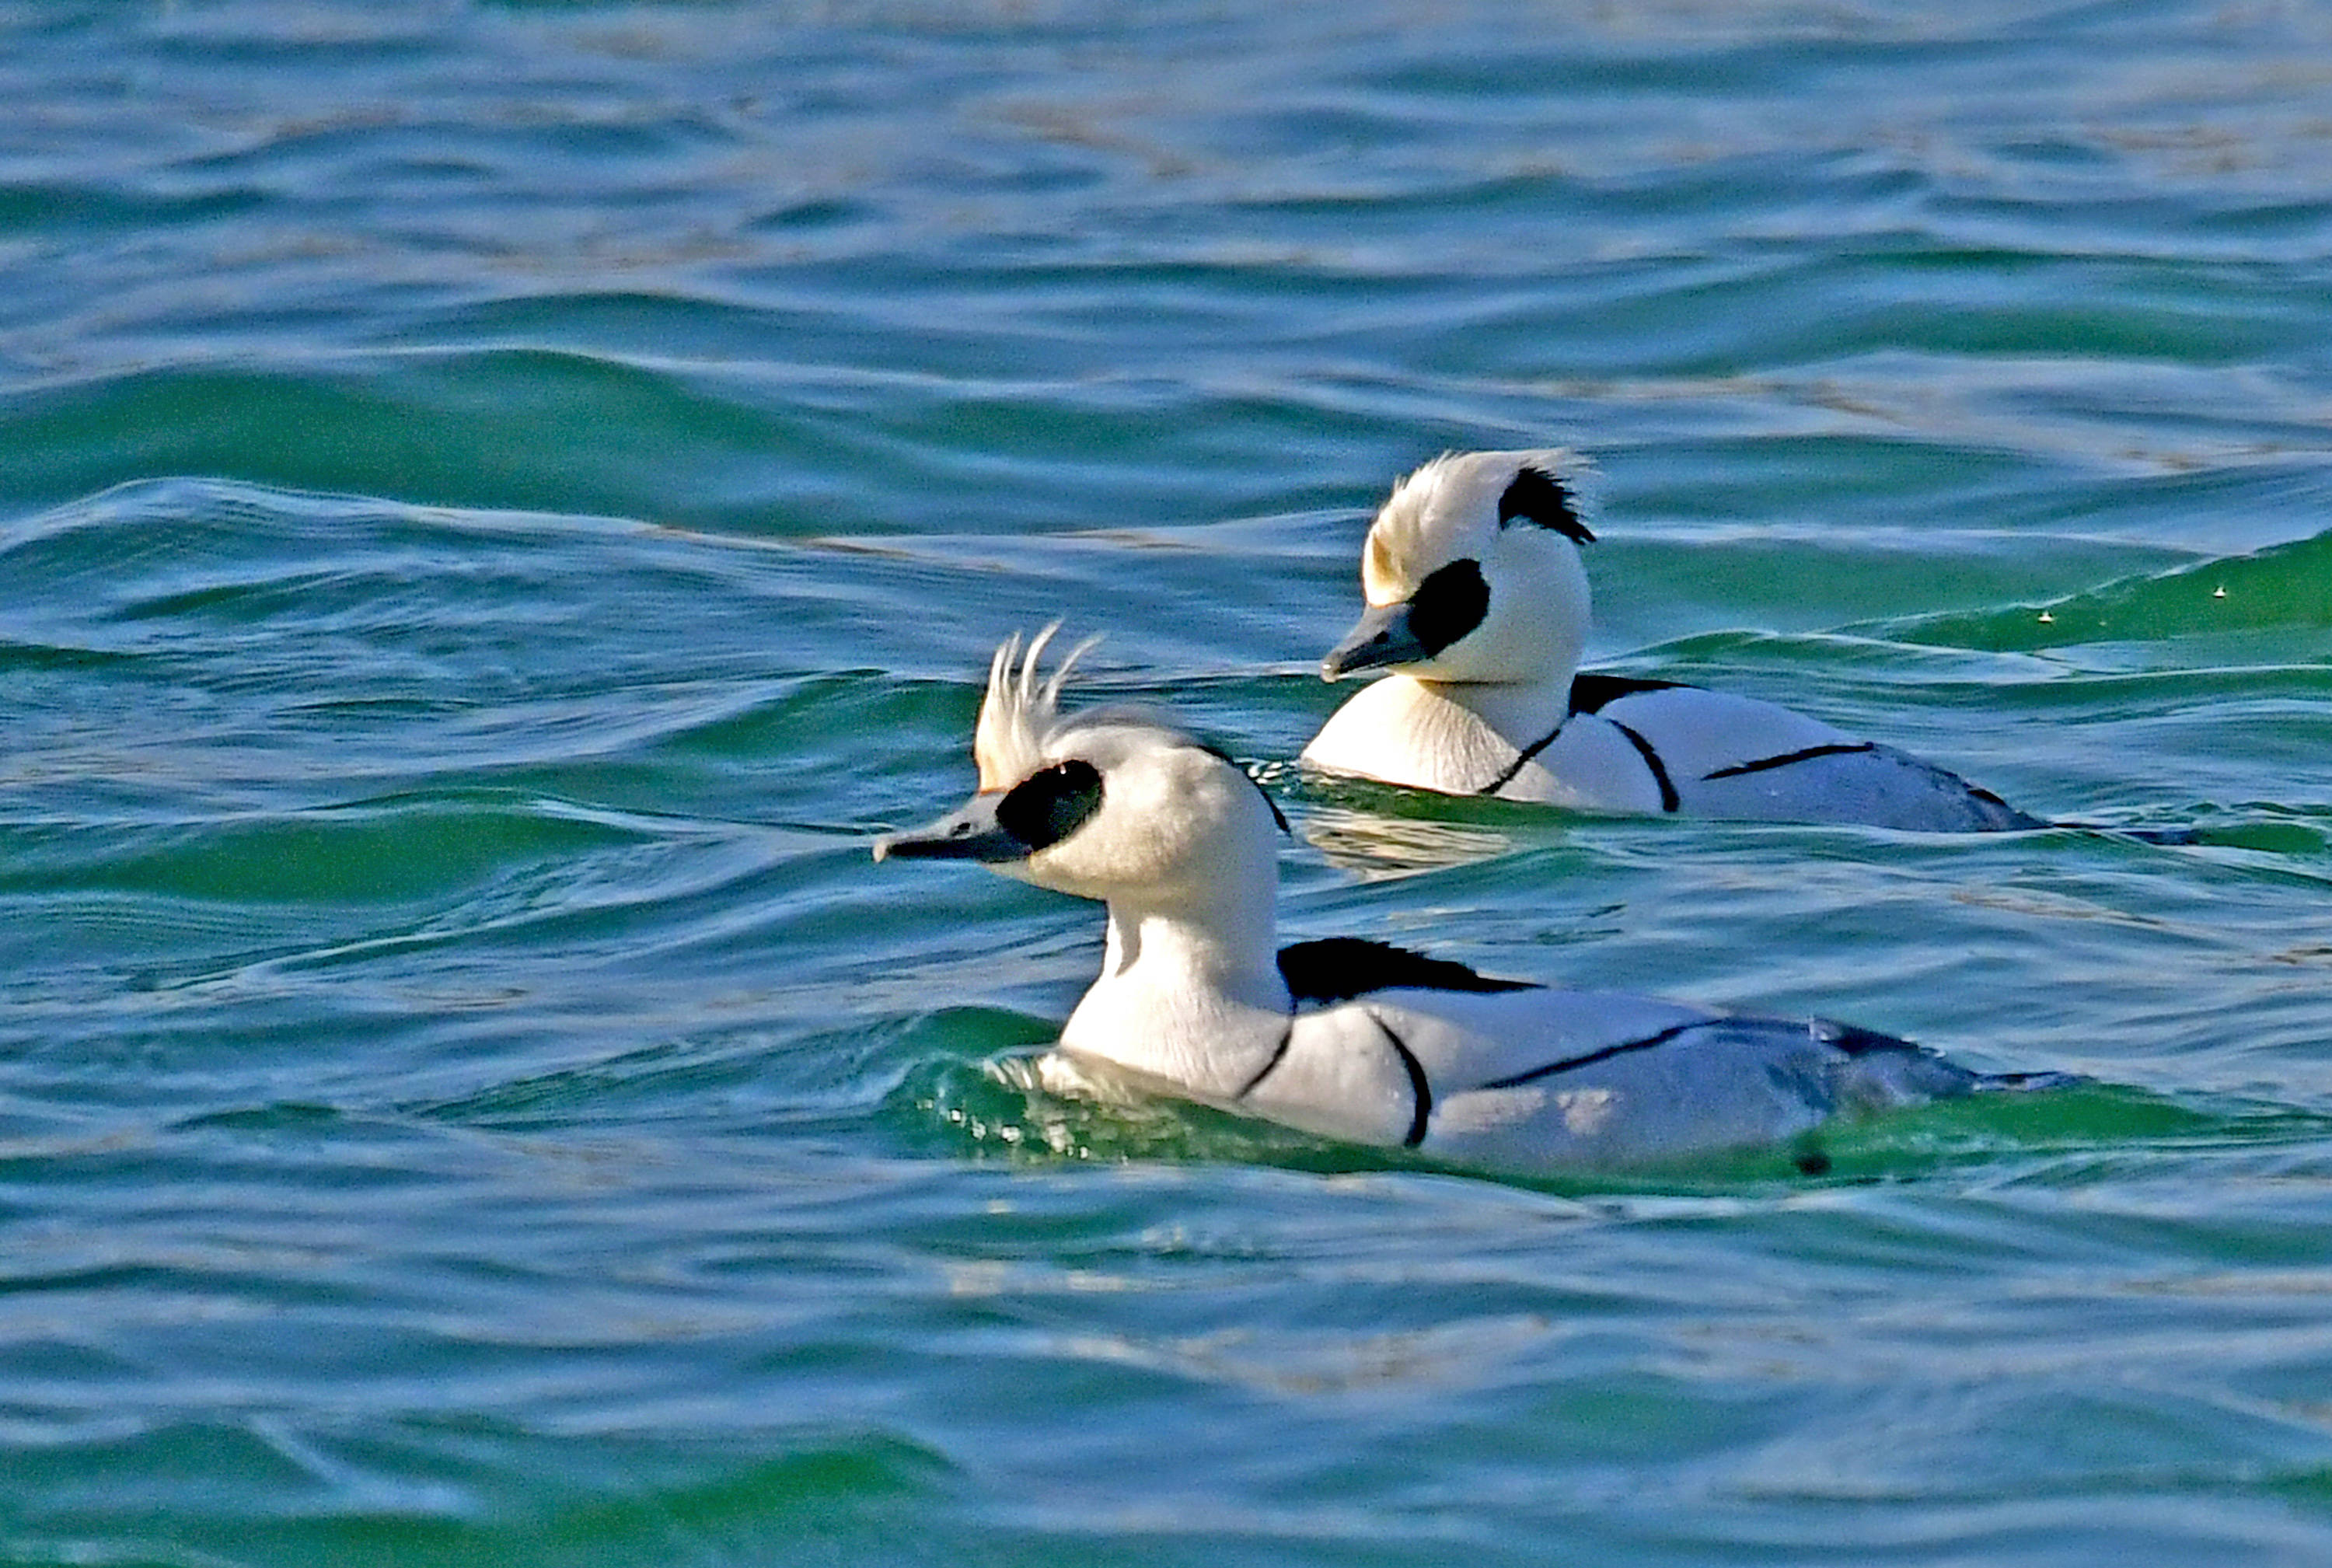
[1883,524,2332,651]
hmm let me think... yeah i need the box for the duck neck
[1101,890,1281,997]
[1058,846,1293,1100]
[1412,670,1574,748]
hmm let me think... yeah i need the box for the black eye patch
[1496,465,1594,543]
[996,759,1105,852]
[1408,557,1491,655]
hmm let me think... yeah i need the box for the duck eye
[997,759,1105,851]
[1407,557,1490,655]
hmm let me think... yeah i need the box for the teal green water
[6,2,2332,1563]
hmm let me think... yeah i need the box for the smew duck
[877,629,2056,1173]
[1300,449,2037,832]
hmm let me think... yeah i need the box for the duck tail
[1970,1069,2089,1093]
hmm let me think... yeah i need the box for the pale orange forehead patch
[1360,527,1402,605]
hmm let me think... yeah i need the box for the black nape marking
[1407,557,1491,655]
[995,759,1104,851]
[1496,465,1594,544]
[1609,721,1681,812]
[1196,741,1290,833]
[1568,672,1684,715]
[1793,1147,1832,1176]
[1701,741,1877,782]
[1277,938,1540,1005]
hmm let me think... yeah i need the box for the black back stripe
[1235,1023,1294,1099]
[1373,1015,1433,1147]
[1609,721,1680,812]
[1568,672,1683,715]
[1477,719,1566,796]
[1478,1020,1704,1090]
[1279,938,1539,1004]
[1702,742,1876,781]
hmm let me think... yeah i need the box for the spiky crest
[973,623,1101,789]
[1362,449,1595,603]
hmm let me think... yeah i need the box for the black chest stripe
[1479,1020,1705,1089]
[1702,742,1876,781]
[1608,721,1680,812]
[1235,1024,1294,1099]
[1478,673,1700,797]
[1477,720,1566,796]
[1371,1015,1433,1147]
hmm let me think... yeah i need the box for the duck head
[1321,449,1596,689]
[874,628,1284,916]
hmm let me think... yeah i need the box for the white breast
[1300,676,1521,797]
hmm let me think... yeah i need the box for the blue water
[5,2,2332,1563]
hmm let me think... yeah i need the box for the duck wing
[1246,981,1997,1169]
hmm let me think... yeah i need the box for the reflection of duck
[1292,803,1514,879]
[1301,449,2037,832]
[876,630,2059,1173]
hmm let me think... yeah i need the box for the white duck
[1300,449,2037,831]
[875,629,2056,1173]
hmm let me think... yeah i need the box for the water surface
[5,2,2332,1563]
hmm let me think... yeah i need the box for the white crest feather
[973,623,1101,789]
[1363,448,1596,601]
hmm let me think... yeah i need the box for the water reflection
[1256,760,1552,878]
[1297,804,1517,878]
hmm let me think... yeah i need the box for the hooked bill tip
[870,838,892,863]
